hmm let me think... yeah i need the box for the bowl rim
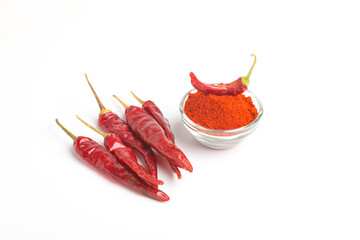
[179,88,264,134]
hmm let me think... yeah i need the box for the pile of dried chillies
[56,74,192,202]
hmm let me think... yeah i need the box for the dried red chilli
[84,74,158,181]
[55,119,169,201]
[76,115,163,186]
[98,112,158,179]
[130,91,182,179]
[190,54,257,96]
[130,91,175,142]
[113,95,193,173]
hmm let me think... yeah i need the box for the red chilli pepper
[190,54,257,96]
[84,74,158,181]
[130,91,182,179]
[76,115,163,186]
[130,91,175,142]
[55,119,169,201]
[113,96,193,173]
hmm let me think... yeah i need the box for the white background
[1,0,359,239]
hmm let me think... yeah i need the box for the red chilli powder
[184,91,258,130]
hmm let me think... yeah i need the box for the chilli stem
[55,119,77,140]
[84,73,111,115]
[113,95,129,109]
[130,91,145,105]
[241,54,257,86]
[246,54,257,79]
[76,115,108,138]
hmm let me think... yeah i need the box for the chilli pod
[113,95,193,173]
[190,54,257,96]
[84,74,159,181]
[130,91,181,179]
[55,119,169,201]
[76,115,163,187]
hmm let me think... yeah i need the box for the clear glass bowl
[179,88,263,149]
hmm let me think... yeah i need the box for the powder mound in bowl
[184,91,258,130]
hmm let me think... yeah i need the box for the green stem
[241,54,257,86]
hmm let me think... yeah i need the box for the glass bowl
[179,88,263,149]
